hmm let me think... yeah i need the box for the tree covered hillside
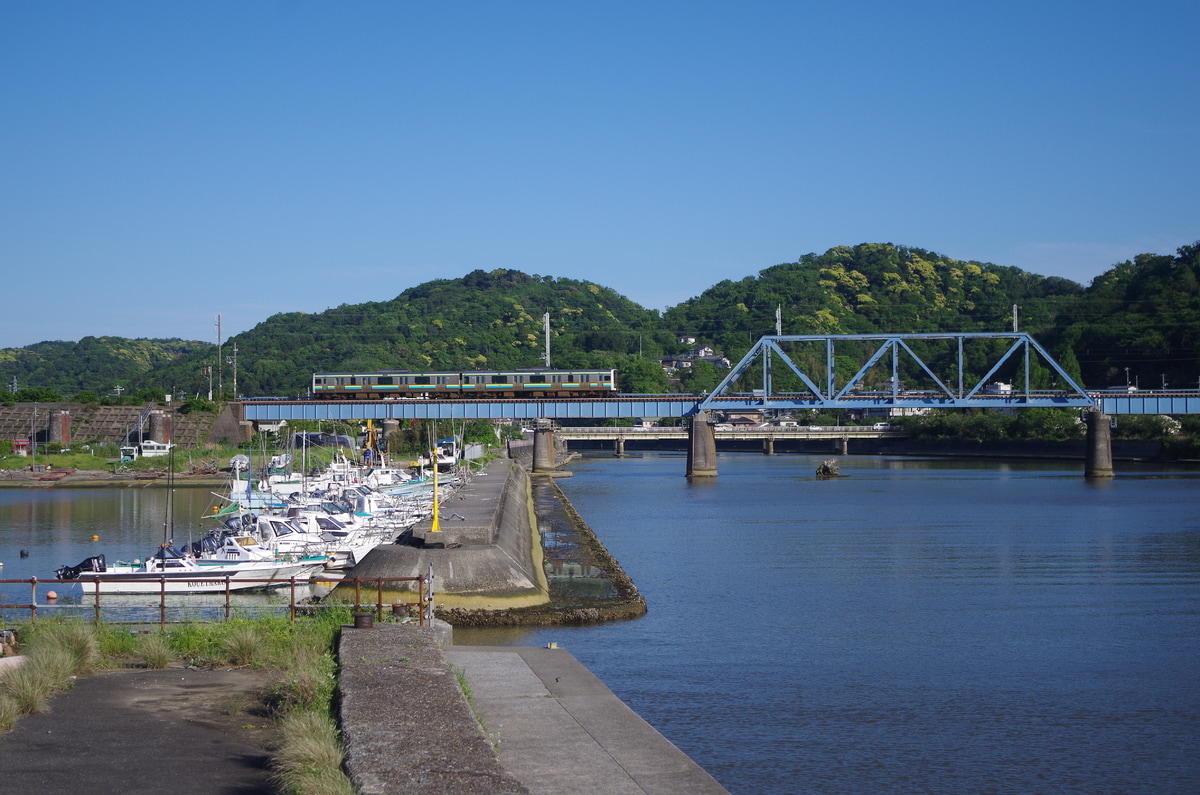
[664,243,1082,356]
[0,337,212,397]
[1047,242,1200,389]
[145,269,675,397]
[2,242,1197,399]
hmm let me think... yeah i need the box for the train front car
[312,368,618,399]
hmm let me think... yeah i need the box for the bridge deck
[241,391,1200,421]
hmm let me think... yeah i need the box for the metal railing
[1,570,434,631]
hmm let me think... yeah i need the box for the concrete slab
[446,646,728,795]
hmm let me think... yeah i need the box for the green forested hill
[1,242,1197,399]
[0,336,212,398]
[663,243,1082,356]
[1046,243,1200,389]
[141,269,675,397]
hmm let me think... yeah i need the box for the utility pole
[216,314,223,400]
[776,304,782,336]
[542,312,551,368]
[1012,304,1018,332]
[227,342,238,399]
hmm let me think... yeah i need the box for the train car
[311,368,618,399]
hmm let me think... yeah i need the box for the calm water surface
[462,453,1200,794]
[3,456,1199,793]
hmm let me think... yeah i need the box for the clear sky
[2,1,1196,349]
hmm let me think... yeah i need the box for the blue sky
[2,1,1196,349]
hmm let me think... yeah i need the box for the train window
[349,377,358,386]
[314,377,326,386]
[601,373,611,382]
[378,376,393,386]
[491,375,507,384]
[415,376,430,385]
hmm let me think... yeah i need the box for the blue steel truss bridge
[241,333,1200,423]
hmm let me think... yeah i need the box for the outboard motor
[55,554,107,580]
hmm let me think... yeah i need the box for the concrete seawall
[339,624,729,794]
[342,459,550,609]
[336,457,727,793]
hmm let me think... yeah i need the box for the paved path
[0,666,274,795]
[446,645,729,795]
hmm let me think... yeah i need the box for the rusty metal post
[354,577,362,613]
[290,577,297,624]
[30,578,37,621]
[224,577,232,620]
[376,579,383,622]
[159,578,166,632]
[93,578,101,625]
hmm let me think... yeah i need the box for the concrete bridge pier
[1085,409,1114,478]
[615,436,625,457]
[836,435,849,456]
[686,411,718,478]
[532,423,557,473]
[49,411,71,446]
[763,437,775,456]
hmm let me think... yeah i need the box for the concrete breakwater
[341,457,647,624]
[335,459,720,793]
[339,623,728,794]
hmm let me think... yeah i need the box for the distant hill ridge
[1,241,1197,397]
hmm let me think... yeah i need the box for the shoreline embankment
[341,455,646,624]
[335,454,720,793]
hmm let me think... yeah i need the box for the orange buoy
[46,591,58,600]
[92,534,99,541]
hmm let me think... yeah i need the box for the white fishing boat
[53,545,321,594]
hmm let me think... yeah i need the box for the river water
[460,453,1200,794]
[3,455,1199,793]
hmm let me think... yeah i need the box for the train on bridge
[311,368,618,400]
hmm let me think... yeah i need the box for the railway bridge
[242,333,1200,479]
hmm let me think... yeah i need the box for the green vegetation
[2,242,1198,399]
[0,241,1197,450]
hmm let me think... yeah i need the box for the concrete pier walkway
[446,645,729,795]
[339,624,727,794]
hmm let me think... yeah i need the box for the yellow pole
[430,462,441,532]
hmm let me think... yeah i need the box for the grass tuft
[0,694,18,732]
[272,711,355,795]
[137,633,176,669]
[0,646,75,715]
[222,625,267,667]
[33,622,100,675]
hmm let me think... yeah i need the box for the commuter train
[311,368,618,400]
